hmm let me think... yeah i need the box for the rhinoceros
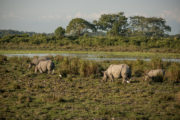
[102,64,131,83]
[28,56,50,69]
[35,60,55,74]
[145,69,165,81]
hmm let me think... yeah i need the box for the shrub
[166,63,180,83]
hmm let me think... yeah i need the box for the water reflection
[3,53,180,62]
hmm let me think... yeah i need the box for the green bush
[0,34,180,52]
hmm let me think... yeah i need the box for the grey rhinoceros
[35,60,55,74]
[102,64,131,83]
[28,56,50,69]
[145,69,165,81]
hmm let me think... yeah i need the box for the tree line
[55,12,171,38]
[0,30,36,37]
[0,12,180,52]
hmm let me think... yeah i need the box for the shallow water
[3,53,180,62]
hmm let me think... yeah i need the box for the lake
[3,53,180,62]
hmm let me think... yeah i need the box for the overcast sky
[0,0,180,34]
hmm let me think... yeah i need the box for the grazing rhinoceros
[35,60,55,74]
[28,56,50,69]
[102,64,131,83]
[145,69,165,81]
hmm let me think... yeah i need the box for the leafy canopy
[55,26,65,38]
[66,18,96,36]
[129,16,171,36]
[93,12,128,36]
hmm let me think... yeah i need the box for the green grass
[0,56,180,119]
[0,50,180,58]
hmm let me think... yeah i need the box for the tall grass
[150,57,163,69]
[0,55,180,119]
[132,59,146,77]
[54,56,101,78]
[166,63,180,83]
[79,60,101,77]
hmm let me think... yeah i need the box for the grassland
[0,55,180,119]
[0,50,180,59]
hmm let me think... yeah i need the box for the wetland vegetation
[0,55,180,119]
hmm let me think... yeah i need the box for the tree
[93,12,128,36]
[146,17,171,36]
[129,16,171,36]
[54,26,65,38]
[129,16,147,34]
[66,18,96,36]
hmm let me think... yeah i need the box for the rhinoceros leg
[109,74,114,82]
[122,78,125,84]
[35,66,38,73]
[122,76,128,84]
[38,67,43,73]
[47,67,53,74]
